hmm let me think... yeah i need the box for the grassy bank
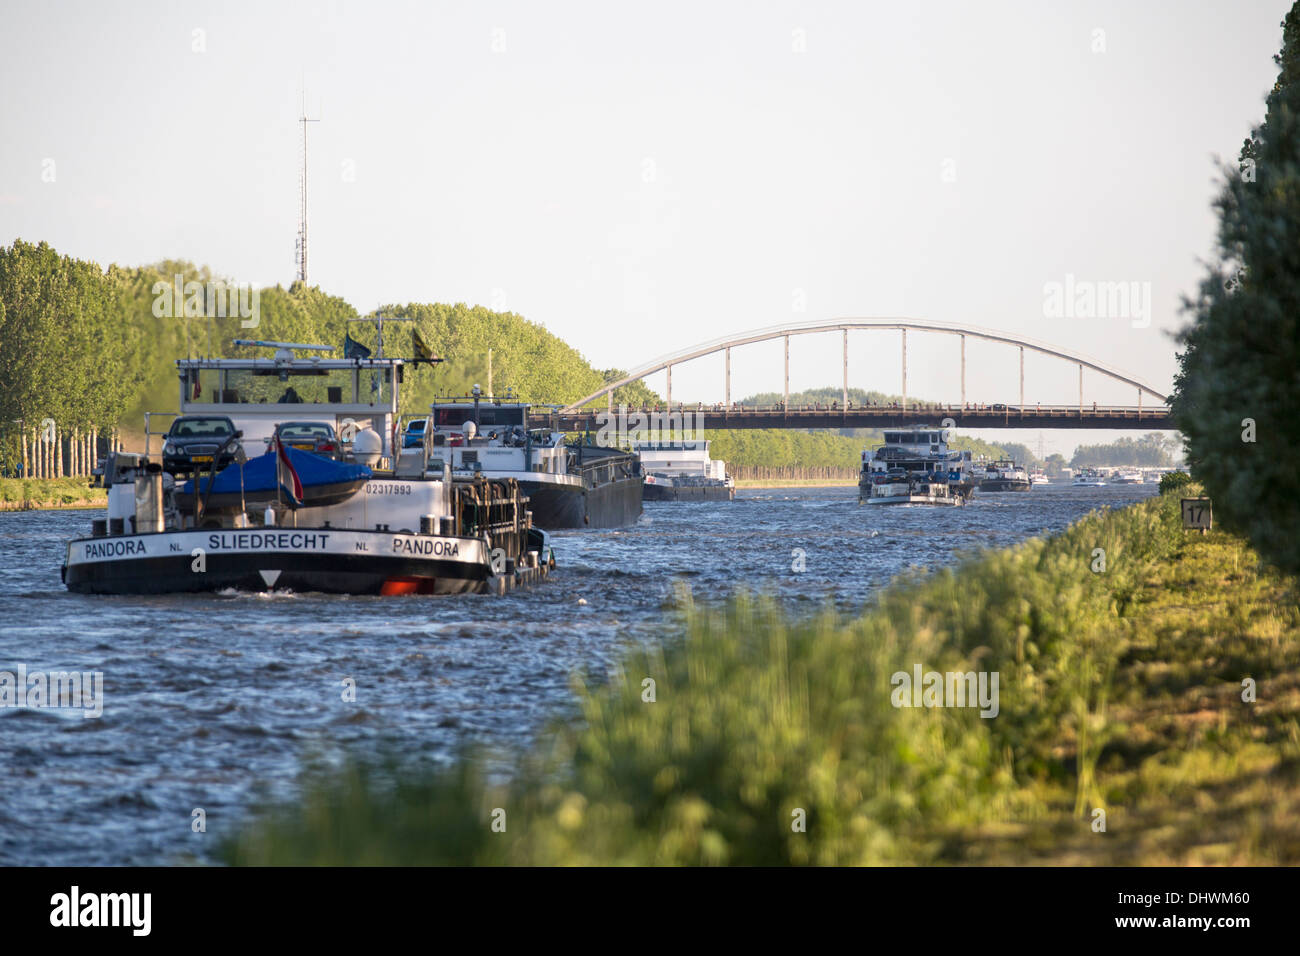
[222,487,1300,864]
[735,478,858,489]
[0,478,105,511]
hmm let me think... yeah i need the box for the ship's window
[224,367,357,404]
[434,407,478,427]
[434,406,525,428]
[185,368,223,402]
[479,407,524,427]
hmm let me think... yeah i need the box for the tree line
[0,241,656,477]
[0,238,1098,480]
[1070,434,1180,469]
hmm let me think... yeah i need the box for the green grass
[734,478,857,488]
[221,486,1300,865]
[0,477,105,510]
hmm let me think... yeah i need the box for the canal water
[0,482,1156,865]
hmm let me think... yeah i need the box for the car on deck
[265,421,343,459]
[161,416,241,475]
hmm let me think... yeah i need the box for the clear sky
[0,0,1289,455]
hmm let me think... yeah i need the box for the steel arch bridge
[549,317,1173,430]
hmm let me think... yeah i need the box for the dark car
[162,416,240,475]
[266,421,342,459]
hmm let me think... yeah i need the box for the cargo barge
[633,440,735,502]
[415,389,643,528]
[63,338,552,596]
[859,426,976,506]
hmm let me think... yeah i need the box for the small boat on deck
[175,444,371,510]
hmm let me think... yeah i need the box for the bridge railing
[530,404,1175,432]
[565,402,1172,416]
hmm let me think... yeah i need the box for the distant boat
[859,425,975,506]
[633,439,735,501]
[1072,468,1107,486]
[979,459,1032,492]
[1114,469,1143,484]
[1029,469,1049,485]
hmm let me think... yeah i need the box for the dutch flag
[275,437,304,508]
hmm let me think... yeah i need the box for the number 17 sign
[1181,497,1212,532]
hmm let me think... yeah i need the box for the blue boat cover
[182,447,372,496]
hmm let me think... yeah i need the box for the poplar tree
[1173,3,1300,573]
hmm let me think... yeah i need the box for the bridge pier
[1078,364,1083,417]
[960,334,966,408]
[901,329,907,411]
[783,335,789,409]
[725,347,730,407]
[667,364,672,407]
[842,328,848,409]
[1019,346,1024,411]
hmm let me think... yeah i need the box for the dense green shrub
[1173,4,1300,574]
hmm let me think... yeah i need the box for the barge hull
[523,476,643,528]
[977,480,1032,492]
[865,495,966,506]
[642,483,734,502]
[62,528,549,596]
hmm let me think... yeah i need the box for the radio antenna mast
[296,89,320,284]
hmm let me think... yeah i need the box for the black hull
[64,550,486,596]
[643,483,734,502]
[523,477,643,529]
[63,527,553,596]
[978,480,1032,492]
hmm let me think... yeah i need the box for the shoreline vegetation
[3,243,1172,482]
[222,486,1300,865]
[0,478,105,512]
[735,479,857,489]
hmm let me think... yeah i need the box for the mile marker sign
[1181,497,1212,532]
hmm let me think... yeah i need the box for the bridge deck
[534,404,1174,432]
